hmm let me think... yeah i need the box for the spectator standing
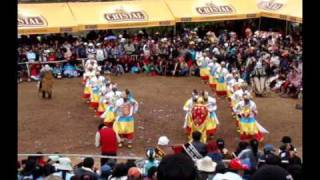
[95,123,120,167]
[142,149,160,176]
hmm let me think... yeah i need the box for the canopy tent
[18,3,78,35]
[67,0,175,31]
[257,0,302,23]
[164,0,261,23]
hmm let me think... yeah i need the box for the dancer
[233,92,268,142]
[215,61,228,96]
[183,90,199,130]
[113,91,139,148]
[186,96,215,143]
[208,57,220,90]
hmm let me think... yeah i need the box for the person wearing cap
[213,171,243,180]
[100,87,121,127]
[39,64,54,99]
[89,76,101,110]
[113,91,139,148]
[96,85,108,117]
[52,157,75,180]
[142,148,160,177]
[128,167,142,180]
[155,136,174,159]
[215,61,228,96]
[186,96,216,143]
[233,93,268,142]
[86,42,97,59]
[183,90,199,130]
[203,91,219,134]
[196,156,217,180]
[196,54,210,82]
[252,165,294,180]
[208,57,220,90]
[96,43,106,65]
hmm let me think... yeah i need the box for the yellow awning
[67,0,175,31]
[164,0,260,23]
[257,0,302,23]
[18,3,78,35]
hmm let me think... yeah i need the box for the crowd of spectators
[17,24,302,98]
[17,131,302,180]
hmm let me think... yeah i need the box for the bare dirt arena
[18,74,302,160]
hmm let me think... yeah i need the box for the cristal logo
[258,0,284,11]
[104,8,147,22]
[18,13,47,27]
[196,2,235,15]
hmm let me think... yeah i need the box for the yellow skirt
[209,75,217,88]
[113,116,134,135]
[216,82,227,96]
[200,68,210,80]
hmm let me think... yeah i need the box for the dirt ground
[18,74,302,160]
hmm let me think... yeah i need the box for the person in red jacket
[95,123,120,167]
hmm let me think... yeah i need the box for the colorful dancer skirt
[82,86,91,99]
[113,116,134,140]
[187,117,216,143]
[239,117,263,142]
[103,106,116,127]
[200,68,210,81]
[209,75,217,89]
[90,94,100,109]
[96,102,106,116]
[216,82,227,96]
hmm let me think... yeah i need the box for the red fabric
[99,127,118,153]
[240,131,264,142]
[206,128,217,136]
[187,60,193,67]
[96,111,104,116]
[48,54,56,61]
[216,91,227,96]
[90,102,99,109]
[201,76,209,81]
[82,94,90,99]
[104,122,114,127]
[172,145,184,154]
[119,133,134,140]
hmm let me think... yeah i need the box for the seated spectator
[212,171,243,180]
[251,165,293,180]
[191,131,207,157]
[108,163,128,180]
[142,148,160,176]
[195,156,217,180]
[127,167,142,180]
[98,164,112,180]
[216,138,232,159]
[52,64,63,79]
[157,154,197,180]
[179,61,189,76]
[52,157,75,180]
[63,63,79,78]
[74,157,99,180]
[143,166,157,180]
[206,139,223,163]
[155,136,174,159]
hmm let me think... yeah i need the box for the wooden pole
[258,17,261,31]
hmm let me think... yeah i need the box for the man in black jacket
[74,157,100,180]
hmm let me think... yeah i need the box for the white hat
[84,42,88,46]
[158,136,170,146]
[212,172,243,180]
[195,156,217,173]
[56,157,73,171]
[88,43,94,47]
[48,155,60,162]
[96,43,101,46]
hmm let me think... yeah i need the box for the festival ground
[18,74,302,159]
